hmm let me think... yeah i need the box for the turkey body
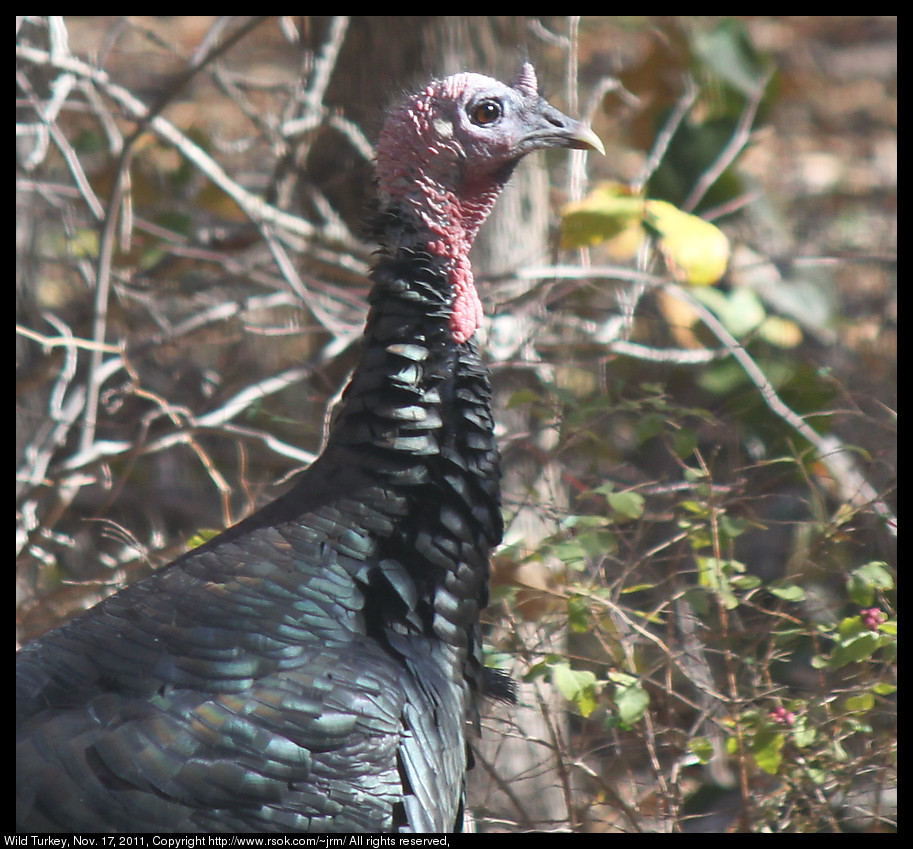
[17,65,602,833]
[17,253,497,833]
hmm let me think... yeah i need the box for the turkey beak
[520,103,605,156]
[561,122,605,155]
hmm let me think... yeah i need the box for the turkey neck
[373,116,517,346]
[326,245,502,552]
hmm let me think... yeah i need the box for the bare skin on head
[375,64,604,342]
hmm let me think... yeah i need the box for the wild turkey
[16,64,603,833]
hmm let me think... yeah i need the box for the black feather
[17,65,601,834]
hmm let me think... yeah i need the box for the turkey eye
[470,100,502,126]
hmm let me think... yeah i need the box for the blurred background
[16,16,896,832]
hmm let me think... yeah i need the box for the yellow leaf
[759,315,803,348]
[644,200,731,286]
[561,182,645,250]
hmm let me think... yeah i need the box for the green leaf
[551,663,580,699]
[696,556,740,609]
[672,427,699,460]
[567,595,592,634]
[553,539,588,571]
[608,670,638,688]
[507,388,544,409]
[805,767,829,786]
[482,650,513,670]
[561,187,731,285]
[523,660,551,683]
[791,715,817,748]
[690,285,766,337]
[632,607,666,626]
[767,580,807,602]
[68,228,100,259]
[688,737,715,765]
[846,561,894,607]
[731,574,762,591]
[837,615,867,640]
[577,689,600,718]
[718,514,750,540]
[561,513,609,530]
[609,671,650,726]
[620,581,658,595]
[680,499,708,516]
[607,491,645,520]
[751,728,786,775]
[827,632,881,668]
[185,528,222,550]
[550,662,594,698]
[635,412,667,445]
[759,315,803,349]
[691,18,769,98]
[550,662,600,718]
[683,586,712,617]
[577,528,617,560]
[844,693,875,713]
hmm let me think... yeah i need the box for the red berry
[860,608,886,631]
[769,706,796,726]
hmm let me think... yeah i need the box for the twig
[665,282,896,536]
[631,77,699,194]
[565,16,580,118]
[41,19,272,458]
[260,230,360,345]
[119,365,236,527]
[15,42,364,252]
[53,366,318,479]
[302,16,349,114]
[16,324,122,354]
[609,339,730,364]
[681,71,772,213]
[528,18,571,51]
[280,16,360,161]
[16,68,104,217]
[326,114,375,163]
[513,259,895,534]
[513,263,662,286]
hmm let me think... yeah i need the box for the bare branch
[16,42,366,253]
[16,324,121,354]
[631,77,699,195]
[302,16,349,114]
[665,282,896,536]
[681,71,772,213]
